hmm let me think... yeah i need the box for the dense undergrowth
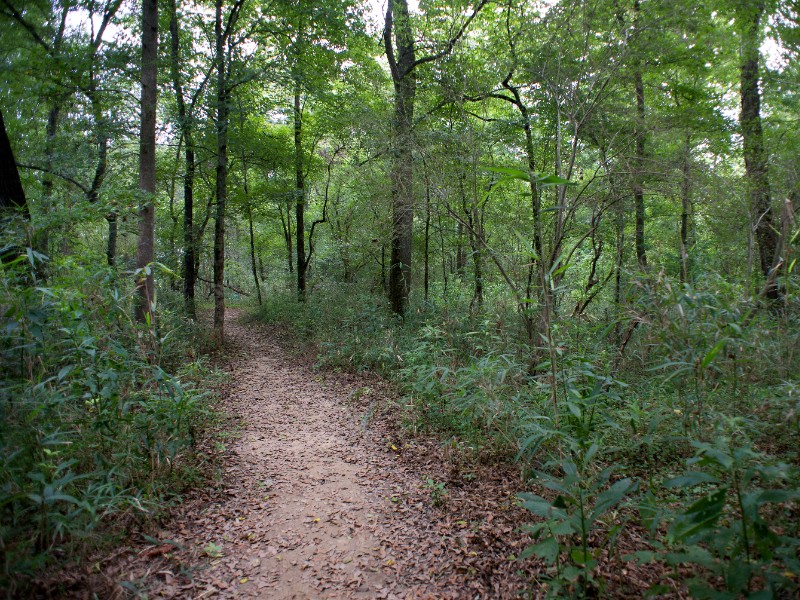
[259,273,800,598]
[0,248,218,595]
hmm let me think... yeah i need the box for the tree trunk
[294,87,307,300]
[106,212,117,266]
[456,220,466,277]
[471,208,484,311]
[0,108,28,218]
[633,77,647,269]
[0,107,30,266]
[438,207,448,299]
[738,0,779,298]
[169,0,197,318]
[36,104,60,257]
[279,199,294,273]
[380,243,386,293]
[36,7,69,258]
[386,0,416,316]
[680,133,692,283]
[135,0,158,327]
[516,97,550,336]
[424,176,431,303]
[242,155,262,305]
[383,0,486,313]
[213,0,228,345]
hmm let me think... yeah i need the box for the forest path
[179,308,401,598]
[115,308,535,599]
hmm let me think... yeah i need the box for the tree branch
[0,0,51,53]
[383,2,401,82]
[198,276,251,296]
[412,0,491,71]
[17,162,89,195]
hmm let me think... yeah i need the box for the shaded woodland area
[1,0,799,597]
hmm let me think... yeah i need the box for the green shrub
[0,252,213,589]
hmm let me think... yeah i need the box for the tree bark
[423,168,431,303]
[135,0,158,327]
[0,106,30,265]
[632,0,647,270]
[294,86,307,300]
[738,0,779,298]
[169,0,197,317]
[242,153,262,305]
[456,219,466,277]
[385,0,416,315]
[36,6,69,258]
[86,1,123,266]
[383,0,487,315]
[279,199,294,273]
[0,108,28,218]
[213,0,228,345]
[680,133,692,283]
[106,212,117,266]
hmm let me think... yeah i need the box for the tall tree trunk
[0,105,30,265]
[87,47,110,264]
[738,0,779,298]
[438,207,448,299]
[380,243,387,293]
[106,213,117,266]
[456,174,467,279]
[599,144,625,340]
[277,198,294,274]
[242,155,262,305]
[213,0,228,345]
[632,0,647,270]
[383,0,486,313]
[294,86,307,300]
[470,207,484,311]
[386,0,416,315]
[633,69,647,270]
[85,0,122,266]
[470,155,484,311]
[135,0,158,327]
[513,94,550,337]
[169,0,197,317]
[36,104,60,257]
[680,133,692,283]
[423,173,431,303]
[0,109,28,217]
[36,6,69,258]
[456,220,466,277]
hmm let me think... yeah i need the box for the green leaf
[46,493,83,506]
[519,493,565,519]
[484,165,531,181]
[628,550,658,563]
[592,478,635,521]
[537,174,574,186]
[663,471,720,489]
[701,338,727,368]
[754,489,799,504]
[519,536,559,564]
[669,487,728,543]
[570,547,596,566]
[664,545,716,568]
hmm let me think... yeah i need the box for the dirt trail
[197,310,398,598]
[103,309,540,599]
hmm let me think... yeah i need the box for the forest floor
[69,308,546,599]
